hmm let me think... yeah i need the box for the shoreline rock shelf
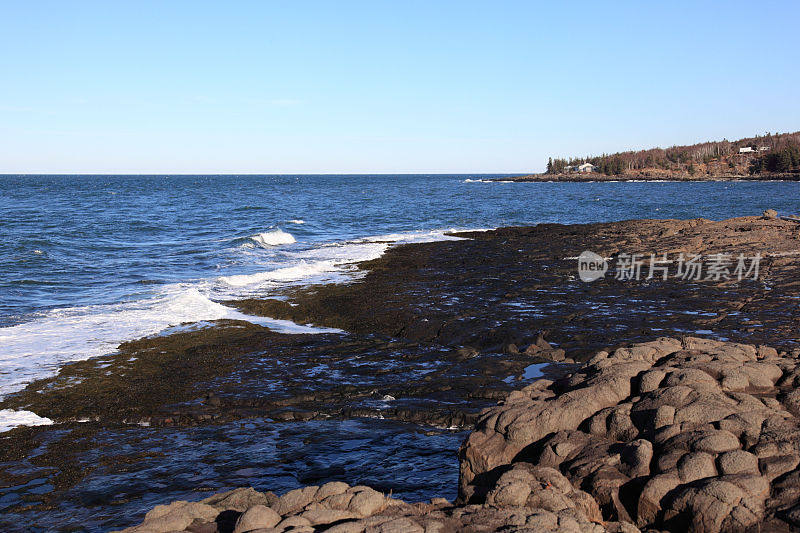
[120,336,800,533]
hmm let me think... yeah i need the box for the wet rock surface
[1,215,800,531]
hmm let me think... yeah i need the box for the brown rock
[717,450,759,475]
[274,486,319,515]
[677,451,716,483]
[621,439,653,478]
[347,487,386,517]
[299,508,356,525]
[315,481,350,500]
[202,487,273,512]
[275,515,312,529]
[233,505,281,532]
[118,501,219,533]
[637,472,681,527]
[759,454,800,481]
[691,430,741,454]
[661,475,768,532]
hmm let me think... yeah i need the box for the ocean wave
[356,229,467,244]
[216,230,470,292]
[218,259,349,287]
[249,228,296,247]
[288,219,305,224]
[463,178,513,183]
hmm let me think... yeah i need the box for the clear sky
[1,1,799,174]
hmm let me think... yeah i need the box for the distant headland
[503,131,800,182]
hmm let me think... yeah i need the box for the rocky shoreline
[118,336,800,532]
[495,173,800,182]
[2,214,800,531]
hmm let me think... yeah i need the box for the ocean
[2,174,800,417]
[3,174,800,530]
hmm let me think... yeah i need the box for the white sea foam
[357,229,467,244]
[288,219,305,224]
[218,241,389,292]
[0,409,53,432]
[249,228,296,247]
[218,259,354,287]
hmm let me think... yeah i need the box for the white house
[759,146,771,152]
[739,147,755,154]
[577,163,597,173]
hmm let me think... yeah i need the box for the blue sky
[1,1,799,173]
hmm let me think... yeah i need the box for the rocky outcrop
[117,336,800,532]
[116,480,637,533]
[459,336,800,532]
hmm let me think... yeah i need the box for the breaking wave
[235,228,297,249]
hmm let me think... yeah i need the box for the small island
[503,131,800,182]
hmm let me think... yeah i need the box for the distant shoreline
[493,172,800,183]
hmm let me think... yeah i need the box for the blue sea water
[1,174,799,411]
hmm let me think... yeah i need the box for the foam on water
[358,229,465,243]
[219,259,358,288]
[218,242,388,290]
[0,408,53,432]
[217,229,466,292]
[247,228,296,247]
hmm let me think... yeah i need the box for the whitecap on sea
[248,228,296,247]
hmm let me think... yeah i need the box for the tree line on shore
[545,131,800,176]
